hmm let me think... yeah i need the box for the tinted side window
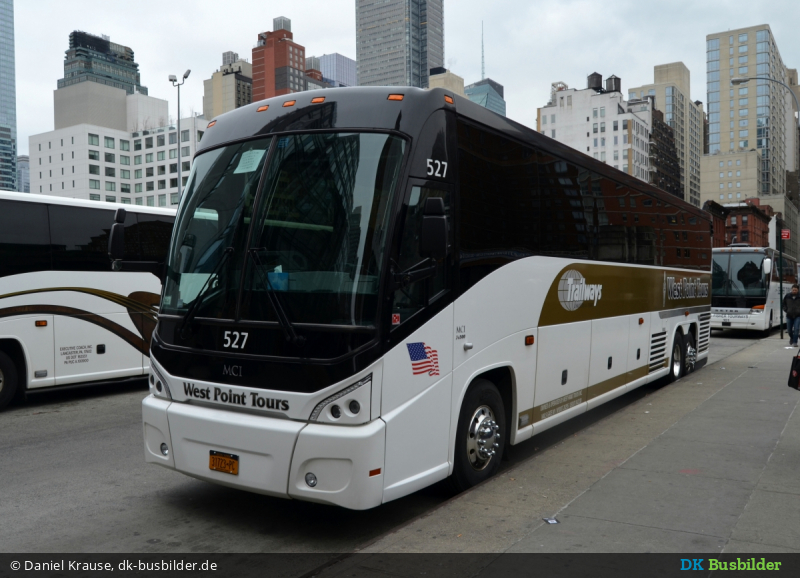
[457,120,540,292]
[136,213,175,262]
[0,200,51,277]
[49,206,118,271]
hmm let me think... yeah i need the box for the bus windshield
[712,252,767,297]
[162,132,405,326]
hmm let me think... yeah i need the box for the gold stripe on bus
[539,263,711,327]
[517,365,651,429]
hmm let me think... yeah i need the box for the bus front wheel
[0,351,19,411]
[451,379,507,492]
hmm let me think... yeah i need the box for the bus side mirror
[420,197,448,261]
[109,223,125,262]
[763,258,772,275]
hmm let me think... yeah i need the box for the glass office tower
[0,0,17,191]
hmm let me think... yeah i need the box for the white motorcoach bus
[0,192,174,410]
[711,246,797,332]
[132,87,712,509]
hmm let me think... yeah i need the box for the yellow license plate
[209,450,239,475]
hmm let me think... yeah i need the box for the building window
[550,130,556,138]
[134,169,143,179]
[105,195,116,202]
[170,163,178,173]
[121,183,131,193]
[169,148,177,159]
[146,196,155,206]
[135,183,143,193]
[120,155,130,165]
[731,216,737,225]
[89,150,99,160]
[182,161,190,172]
[89,165,100,175]
[134,139,141,151]
[89,193,100,201]
[170,178,178,188]
[157,135,165,147]
[135,197,143,205]
[121,169,130,179]
[104,137,115,149]
[145,137,153,149]
[105,182,116,192]
[105,167,116,178]
[145,153,154,163]
[158,194,167,207]
[105,153,115,163]
[158,180,166,190]
[181,130,190,142]
[88,134,99,146]
[89,179,100,190]
[146,181,154,191]
[157,151,165,161]
[145,167,154,177]
[120,140,130,151]
[171,193,179,205]
[181,146,191,157]
[622,120,628,130]
[593,123,598,134]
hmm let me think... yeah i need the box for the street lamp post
[169,69,191,200]
[732,76,800,340]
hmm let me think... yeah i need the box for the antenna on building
[481,21,485,80]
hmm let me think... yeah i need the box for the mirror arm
[393,257,437,289]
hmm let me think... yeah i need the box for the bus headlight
[309,374,371,425]
[750,305,765,314]
[149,365,173,401]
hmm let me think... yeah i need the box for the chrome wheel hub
[685,344,696,372]
[466,405,501,471]
[672,341,682,377]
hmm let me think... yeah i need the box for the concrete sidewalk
[335,334,800,566]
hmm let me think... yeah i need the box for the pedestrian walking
[783,284,800,346]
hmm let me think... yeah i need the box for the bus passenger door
[382,181,454,502]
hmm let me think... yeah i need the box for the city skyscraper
[57,31,148,95]
[0,0,17,191]
[315,53,357,87]
[629,63,704,207]
[703,25,799,257]
[252,17,307,100]
[16,155,29,192]
[356,0,444,88]
[203,52,252,120]
[465,78,506,117]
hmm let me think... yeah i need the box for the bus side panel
[0,315,55,389]
[625,313,651,392]
[532,321,590,432]
[586,316,629,410]
[381,305,453,502]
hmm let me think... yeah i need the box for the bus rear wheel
[451,379,506,492]
[0,351,19,411]
[668,333,684,383]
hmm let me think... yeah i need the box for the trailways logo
[183,382,289,411]
[557,270,603,311]
[663,273,710,306]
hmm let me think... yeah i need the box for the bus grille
[697,312,711,353]
[649,331,668,373]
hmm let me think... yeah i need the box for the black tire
[764,312,774,337]
[667,332,684,383]
[0,351,19,411]
[451,378,506,492]
[683,332,696,376]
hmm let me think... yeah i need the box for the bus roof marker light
[283,100,296,107]
[525,335,534,346]
[311,97,325,104]
[444,95,454,104]
[387,94,404,101]
[35,320,47,327]
[257,105,269,112]
[207,120,216,128]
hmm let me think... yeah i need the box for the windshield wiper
[248,248,305,346]
[178,247,234,338]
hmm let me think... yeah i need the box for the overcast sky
[12,0,800,155]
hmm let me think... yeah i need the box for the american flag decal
[407,342,440,376]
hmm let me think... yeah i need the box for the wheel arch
[0,338,28,401]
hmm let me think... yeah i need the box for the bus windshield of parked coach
[240,132,405,326]
[161,137,272,318]
[712,252,767,297]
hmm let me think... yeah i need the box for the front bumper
[711,312,764,330]
[143,395,386,510]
